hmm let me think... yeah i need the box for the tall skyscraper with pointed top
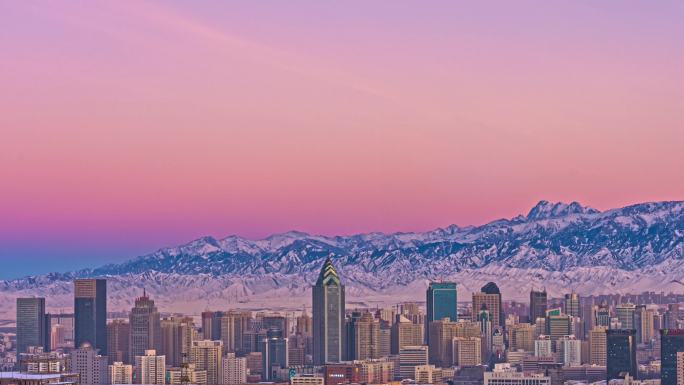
[312,257,345,365]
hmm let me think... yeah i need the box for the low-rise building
[483,363,550,385]
[291,374,325,385]
[414,365,442,384]
[167,364,208,385]
[0,372,79,385]
[323,363,361,385]
[108,362,133,384]
[18,347,68,374]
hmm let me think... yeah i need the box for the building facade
[472,283,503,330]
[428,319,480,367]
[106,320,130,364]
[261,328,288,380]
[660,329,684,385]
[606,329,637,381]
[167,363,208,385]
[616,303,636,330]
[221,353,247,385]
[452,337,482,366]
[191,340,223,385]
[530,290,547,324]
[426,282,458,345]
[312,258,345,365]
[108,361,133,385]
[391,315,423,354]
[74,279,107,354]
[558,335,581,366]
[563,293,581,318]
[129,292,162,361]
[46,313,75,351]
[16,298,47,354]
[508,323,535,352]
[134,349,165,385]
[484,363,550,385]
[160,316,194,367]
[398,345,428,379]
[589,326,607,366]
[69,343,108,385]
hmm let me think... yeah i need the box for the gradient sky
[1,1,683,279]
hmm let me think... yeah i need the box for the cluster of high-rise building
[3,259,684,385]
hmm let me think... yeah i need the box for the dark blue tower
[426,282,458,344]
[74,279,107,354]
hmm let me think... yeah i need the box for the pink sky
[0,1,682,276]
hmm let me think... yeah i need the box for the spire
[316,256,341,285]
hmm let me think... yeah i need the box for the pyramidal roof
[316,257,341,285]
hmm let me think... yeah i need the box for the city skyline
[5,257,684,385]
[2,1,683,278]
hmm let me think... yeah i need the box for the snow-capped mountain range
[1,200,682,318]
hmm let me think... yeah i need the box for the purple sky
[0,1,682,278]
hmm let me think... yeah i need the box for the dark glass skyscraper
[427,282,458,322]
[660,329,684,385]
[529,289,547,323]
[606,329,636,381]
[312,257,345,365]
[426,282,457,344]
[74,279,107,354]
[211,311,224,341]
[261,328,288,380]
[16,297,46,354]
[634,305,646,344]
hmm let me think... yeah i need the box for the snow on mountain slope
[0,200,681,317]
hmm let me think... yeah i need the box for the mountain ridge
[86,199,683,276]
[0,200,681,316]
[4,200,683,281]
